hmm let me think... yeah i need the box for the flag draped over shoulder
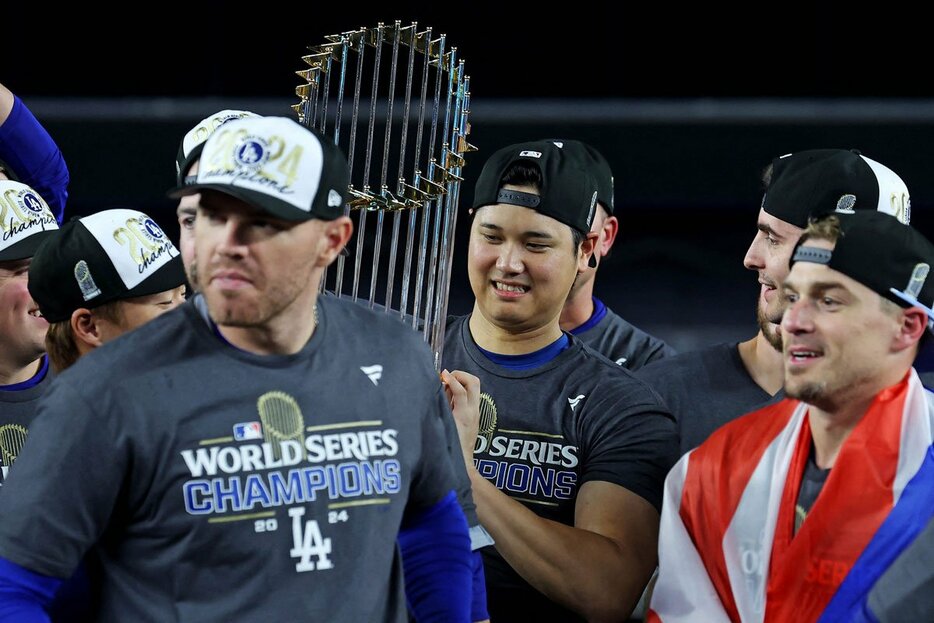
[648,371,934,623]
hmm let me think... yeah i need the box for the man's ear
[600,215,620,256]
[578,231,599,273]
[894,307,928,352]
[318,216,354,266]
[70,308,105,349]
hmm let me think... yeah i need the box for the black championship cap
[28,209,186,323]
[791,211,934,327]
[0,181,58,261]
[169,116,349,222]
[472,140,599,234]
[762,149,911,228]
[541,139,614,214]
[175,109,259,186]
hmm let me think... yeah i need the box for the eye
[526,242,549,251]
[766,233,780,247]
[481,233,501,243]
[178,215,196,230]
[783,292,798,304]
[819,296,840,309]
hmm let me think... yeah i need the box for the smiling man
[442,140,678,622]
[637,149,911,454]
[650,210,934,622]
[0,181,58,481]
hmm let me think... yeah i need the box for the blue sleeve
[399,490,472,623]
[0,96,69,223]
[0,556,59,622]
[470,551,489,622]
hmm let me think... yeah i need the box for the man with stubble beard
[637,149,911,454]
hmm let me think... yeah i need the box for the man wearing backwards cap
[29,209,187,372]
[0,116,472,622]
[546,139,675,370]
[637,148,912,455]
[649,210,934,622]
[441,140,678,622]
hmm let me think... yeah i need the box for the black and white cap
[473,140,599,234]
[175,109,260,185]
[762,149,910,228]
[0,180,58,261]
[791,211,934,329]
[169,116,349,222]
[28,209,186,323]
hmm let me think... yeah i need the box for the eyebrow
[477,222,556,239]
[783,279,849,294]
[757,222,782,238]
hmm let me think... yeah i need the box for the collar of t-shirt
[476,333,570,370]
[569,296,607,335]
[0,355,49,391]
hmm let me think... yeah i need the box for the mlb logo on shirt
[233,422,263,441]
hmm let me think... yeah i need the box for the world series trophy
[293,20,473,369]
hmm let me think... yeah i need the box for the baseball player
[28,208,187,372]
[173,110,490,622]
[650,210,934,621]
[637,149,911,454]
[0,117,472,622]
[175,109,259,281]
[0,181,58,482]
[442,140,678,622]
[545,139,675,369]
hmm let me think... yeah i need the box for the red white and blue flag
[648,371,934,623]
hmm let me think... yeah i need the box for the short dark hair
[500,162,543,190]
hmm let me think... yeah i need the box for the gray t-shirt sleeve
[0,379,126,577]
[404,386,466,518]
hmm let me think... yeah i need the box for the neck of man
[559,273,596,332]
[469,303,564,355]
[0,355,43,386]
[216,290,319,356]
[737,329,785,395]
[807,365,912,469]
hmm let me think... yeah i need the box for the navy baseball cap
[473,140,599,234]
[541,139,614,214]
[762,149,910,228]
[28,209,186,323]
[170,116,349,222]
[0,181,58,261]
[791,211,934,328]
[175,109,260,186]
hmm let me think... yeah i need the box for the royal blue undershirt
[569,296,607,335]
[476,333,570,370]
[0,356,48,391]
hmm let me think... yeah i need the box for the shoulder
[572,340,671,414]
[54,303,198,389]
[690,398,799,467]
[635,342,735,382]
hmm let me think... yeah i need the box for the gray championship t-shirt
[0,357,53,488]
[443,315,678,623]
[0,297,464,622]
[572,302,675,370]
[636,342,780,455]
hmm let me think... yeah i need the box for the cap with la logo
[0,181,59,261]
[28,209,186,323]
[175,109,260,185]
[169,116,350,222]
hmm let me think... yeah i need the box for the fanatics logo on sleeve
[233,421,263,441]
[567,394,586,412]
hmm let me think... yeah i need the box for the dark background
[5,3,933,350]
